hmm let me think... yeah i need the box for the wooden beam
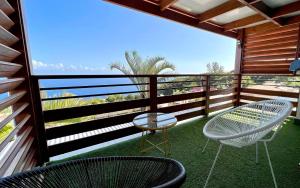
[104,0,238,38]
[247,0,262,4]
[226,1,300,31]
[238,0,282,26]
[198,0,243,22]
[285,15,300,26]
[272,1,300,19]
[160,0,178,11]
[224,14,265,30]
[245,21,300,36]
[255,15,300,29]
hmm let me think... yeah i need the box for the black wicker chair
[0,156,186,188]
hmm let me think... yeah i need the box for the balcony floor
[54,117,300,187]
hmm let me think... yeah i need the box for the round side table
[133,112,177,156]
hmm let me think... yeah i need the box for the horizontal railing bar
[43,98,151,122]
[209,101,236,113]
[210,79,238,81]
[209,95,236,104]
[209,87,237,96]
[157,80,205,84]
[241,83,298,87]
[157,91,206,104]
[157,74,238,77]
[157,86,203,91]
[159,100,205,113]
[241,79,300,82]
[241,88,298,98]
[240,95,298,107]
[209,84,235,86]
[32,74,239,79]
[242,74,294,76]
[33,75,151,79]
[40,83,149,91]
[41,90,148,101]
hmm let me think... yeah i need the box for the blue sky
[23,0,237,75]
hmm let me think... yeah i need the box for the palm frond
[154,61,176,74]
[125,51,141,75]
[110,51,176,98]
[144,56,165,74]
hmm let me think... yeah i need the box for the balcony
[1,0,300,187]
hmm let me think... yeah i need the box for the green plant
[110,51,176,98]
[206,62,224,74]
[105,94,125,103]
[42,91,83,110]
[242,76,255,87]
[0,122,14,143]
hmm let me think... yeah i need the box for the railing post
[30,76,49,163]
[149,75,157,112]
[294,24,300,125]
[205,75,210,117]
[235,74,242,107]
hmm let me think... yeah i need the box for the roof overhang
[104,0,300,39]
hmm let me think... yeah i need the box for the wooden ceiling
[104,0,300,39]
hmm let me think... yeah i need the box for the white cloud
[32,59,107,72]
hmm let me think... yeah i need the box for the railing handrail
[31,73,239,79]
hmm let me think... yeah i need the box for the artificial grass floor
[54,117,300,188]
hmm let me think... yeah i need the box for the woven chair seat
[203,99,292,148]
[0,156,186,188]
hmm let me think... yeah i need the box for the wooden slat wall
[242,24,300,74]
[0,0,38,177]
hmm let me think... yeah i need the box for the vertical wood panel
[243,24,300,74]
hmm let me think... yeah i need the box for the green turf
[53,117,300,188]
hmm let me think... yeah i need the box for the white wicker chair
[202,99,292,188]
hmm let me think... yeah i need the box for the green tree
[85,98,105,105]
[206,62,224,74]
[105,94,125,103]
[206,62,228,89]
[110,51,176,98]
[42,91,83,110]
[125,94,135,101]
[242,76,255,87]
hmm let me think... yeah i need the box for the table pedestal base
[139,129,171,157]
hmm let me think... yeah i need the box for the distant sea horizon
[39,77,140,99]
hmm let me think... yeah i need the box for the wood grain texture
[198,0,243,22]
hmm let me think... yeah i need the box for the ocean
[0,77,142,101]
[39,77,141,99]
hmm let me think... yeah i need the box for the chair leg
[256,142,259,164]
[203,144,223,188]
[264,142,278,188]
[202,139,210,153]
